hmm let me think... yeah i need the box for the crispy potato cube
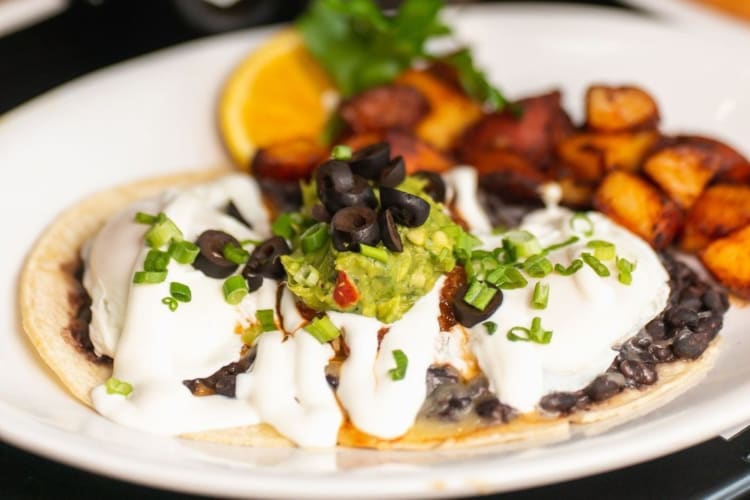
[556,131,661,182]
[702,225,750,299]
[593,171,682,249]
[251,137,326,181]
[643,145,721,208]
[586,85,659,132]
[339,85,429,134]
[681,184,750,252]
[396,69,482,150]
[672,135,750,184]
[460,148,547,203]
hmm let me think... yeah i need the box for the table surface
[2,1,750,498]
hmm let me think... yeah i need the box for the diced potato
[557,176,596,209]
[586,85,659,132]
[396,69,483,150]
[556,131,661,182]
[251,137,326,181]
[643,145,720,209]
[593,171,682,249]
[702,225,750,299]
[674,135,750,184]
[681,184,750,252]
[460,148,547,203]
[339,84,429,133]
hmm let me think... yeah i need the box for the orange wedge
[218,29,337,170]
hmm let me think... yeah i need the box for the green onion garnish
[144,249,170,272]
[532,282,550,309]
[523,254,553,278]
[331,144,353,160]
[105,377,133,396]
[304,315,342,343]
[388,349,408,381]
[293,264,320,287]
[300,222,330,254]
[169,240,200,264]
[240,239,262,247]
[255,309,277,332]
[161,296,178,311]
[587,240,616,261]
[554,259,584,276]
[271,213,299,240]
[581,252,611,277]
[486,265,528,289]
[543,236,580,253]
[617,257,636,285]
[506,316,553,344]
[448,226,481,263]
[359,243,388,263]
[134,211,158,224]
[223,243,249,264]
[169,282,191,302]
[570,212,594,237]
[483,321,497,335]
[133,271,167,284]
[463,280,497,311]
[502,230,542,262]
[222,275,248,305]
[144,214,183,248]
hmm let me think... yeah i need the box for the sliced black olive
[311,203,332,223]
[413,170,446,203]
[378,208,403,252]
[378,156,406,188]
[331,206,380,252]
[452,283,503,328]
[322,175,377,213]
[244,236,291,280]
[241,269,264,293]
[349,142,391,179]
[315,159,354,197]
[379,187,430,227]
[224,201,252,228]
[193,230,241,279]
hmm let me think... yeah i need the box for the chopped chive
[169,282,191,302]
[532,282,550,309]
[506,316,553,344]
[222,275,248,305]
[144,214,183,248]
[523,254,553,278]
[134,211,158,224]
[570,212,594,237]
[161,296,178,311]
[271,213,298,240]
[143,249,170,272]
[223,242,250,264]
[617,257,636,285]
[331,144,353,160]
[360,243,388,263]
[463,280,497,310]
[255,309,277,332]
[554,259,584,276]
[169,240,199,264]
[587,240,616,261]
[502,230,542,262]
[388,349,408,381]
[543,236,580,253]
[300,222,330,254]
[483,321,497,335]
[486,265,528,289]
[105,377,133,396]
[450,227,481,263]
[581,252,611,277]
[507,326,531,342]
[304,316,341,343]
[133,271,167,284]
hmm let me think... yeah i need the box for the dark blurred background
[1,1,749,499]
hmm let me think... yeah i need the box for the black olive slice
[224,201,252,228]
[244,236,291,280]
[241,269,264,293]
[378,156,406,188]
[311,203,332,223]
[193,230,241,279]
[322,175,377,213]
[452,284,503,328]
[379,187,430,227]
[315,160,355,198]
[331,206,380,252]
[379,208,403,252]
[413,170,446,203]
[349,142,391,179]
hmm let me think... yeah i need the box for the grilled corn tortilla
[19,169,720,449]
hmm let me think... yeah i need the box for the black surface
[2,0,749,498]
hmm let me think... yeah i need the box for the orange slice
[218,29,337,169]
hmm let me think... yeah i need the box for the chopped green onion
[359,243,388,263]
[144,249,170,272]
[169,240,200,264]
[570,212,594,237]
[304,316,341,343]
[240,239,262,247]
[587,240,616,261]
[133,271,167,284]
[554,259,584,276]
[134,211,158,224]
[388,349,408,381]
[241,324,263,345]
[223,243,249,264]
[543,236,580,253]
[486,265,528,289]
[222,275,248,305]
[169,282,191,302]
[161,296,178,311]
[293,264,320,287]
[483,321,497,335]
[463,280,497,311]
[581,252,611,277]
[523,254,553,278]
[300,223,330,254]
[255,309,277,332]
[105,377,133,396]
[271,213,301,240]
[331,144,353,160]
[506,316,553,344]
[447,226,480,263]
[531,282,550,309]
[502,230,542,262]
[617,257,636,285]
[144,214,183,248]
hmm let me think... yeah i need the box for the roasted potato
[339,85,429,134]
[681,184,750,252]
[671,135,750,184]
[593,170,682,249]
[585,85,659,132]
[459,148,547,203]
[556,131,661,182]
[342,130,454,174]
[251,137,327,181]
[396,68,482,150]
[702,224,750,299]
[643,144,722,209]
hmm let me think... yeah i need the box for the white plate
[2,4,750,498]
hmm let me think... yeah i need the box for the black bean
[702,289,729,313]
[475,397,513,424]
[695,314,723,340]
[413,170,447,203]
[421,384,472,421]
[331,206,380,252]
[192,230,241,279]
[379,187,430,227]
[452,283,503,328]
[584,375,624,402]
[466,376,489,398]
[679,297,703,311]
[665,307,699,329]
[634,336,652,349]
[378,208,403,253]
[645,318,667,340]
[378,156,406,188]
[619,360,657,386]
[244,236,291,280]
[349,142,391,180]
[425,365,460,393]
[539,392,578,413]
[648,344,674,362]
[672,328,711,360]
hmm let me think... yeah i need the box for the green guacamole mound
[281,176,462,324]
